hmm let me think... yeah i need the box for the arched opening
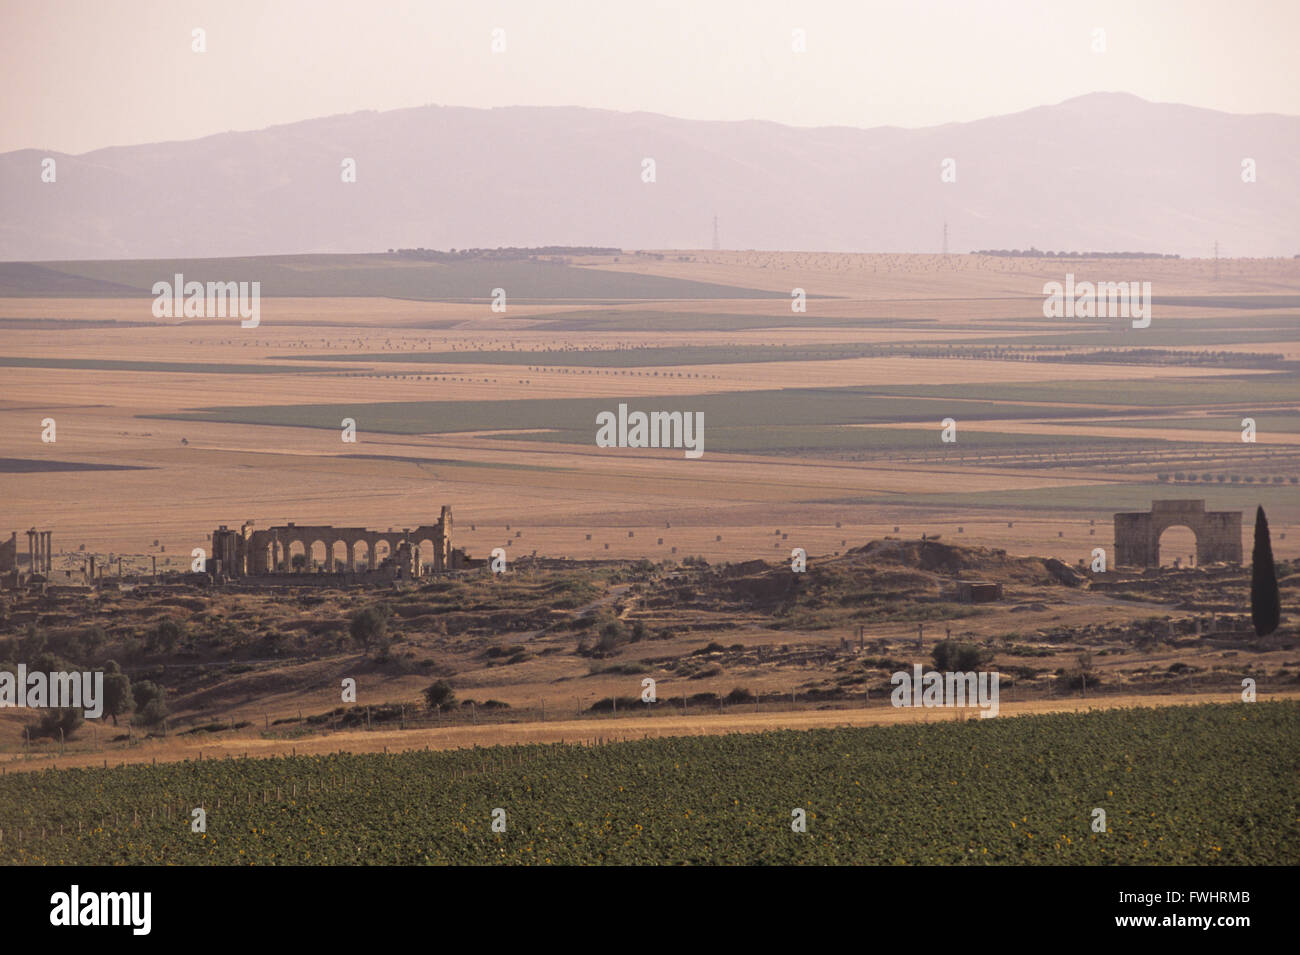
[288,540,307,572]
[331,540,348,572]
[1158,524,1198,568]
[354,540,372,571]
[309,540,328,571]
[374,539,392,565]
[418,538,436,573]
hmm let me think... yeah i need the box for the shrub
[28,707,84,740]
[137,697,169,727]
[102,662,132,725]
[132,680,164,710]
[147,619,183,653]
[349,604,391,648]
[423,680,456,709]
[596,619,625,652]
[931,639,992,672]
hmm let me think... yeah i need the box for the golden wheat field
[2,252,1298,565]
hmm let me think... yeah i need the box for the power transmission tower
[712,214,720,251]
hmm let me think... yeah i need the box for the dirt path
[4,689,1295,774]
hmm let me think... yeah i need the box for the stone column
[27,530,35,576]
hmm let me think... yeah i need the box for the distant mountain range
[2,93,1297,260]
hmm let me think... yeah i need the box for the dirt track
[5,689,1295,774]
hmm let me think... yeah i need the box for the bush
[931,639,992,672]
[28,707,84,740]
[724,687,756,704]
[349,604,391,648]
[102,662,132,725]
[137,697,169,727]
[596,619,625,652]
[147,619,183,653]
[423,680,455,709]
[587,695,640,712]
[132,680,164,710]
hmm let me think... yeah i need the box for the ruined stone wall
[214,508,454,576]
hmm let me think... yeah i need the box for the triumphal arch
[1113,500,1242,568]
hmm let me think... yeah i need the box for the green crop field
[515,310,908,332]
[0,357,352,375]
[1,702,1294,865]
[1094,415,1300,434]
[273,343,937,368]
[499,425,1150,456]
[145,387,1110,435]
[0,255,782,301]
[858,374,1300,408]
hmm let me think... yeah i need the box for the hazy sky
[3,0,1297,155]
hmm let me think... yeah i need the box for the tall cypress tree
[1251,505,1280,637]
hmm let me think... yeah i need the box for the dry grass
[7,690,1297,775]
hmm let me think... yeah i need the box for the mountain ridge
[3,94,1297,260]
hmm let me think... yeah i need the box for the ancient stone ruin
[0,529,54,586]
[1113,499,1242,568]
[210,506,464,579]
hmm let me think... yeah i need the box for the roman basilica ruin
[210,506,465,579]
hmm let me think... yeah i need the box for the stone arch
[417,538,436,573]
[1157,524,1198,567]
[1114,500,1242,568]
[353,539,373,571]
[309,540,328,571]
[287,539,308,572]
[330,540,349,572]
